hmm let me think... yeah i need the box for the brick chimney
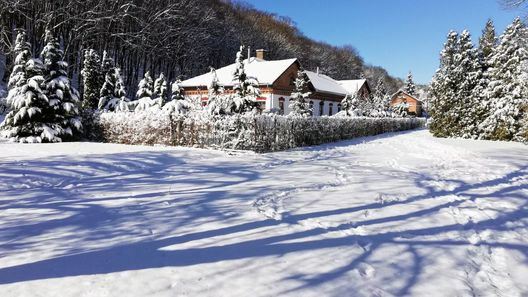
[256,49,267,60]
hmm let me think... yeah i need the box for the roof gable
[391,90,422,103]
[338,79,369,94]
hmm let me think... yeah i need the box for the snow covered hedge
[83,111,425,152]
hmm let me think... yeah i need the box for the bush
[83,111,425,152]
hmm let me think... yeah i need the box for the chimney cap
[256,49,267,60]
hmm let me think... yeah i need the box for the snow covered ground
[0,129,527,297]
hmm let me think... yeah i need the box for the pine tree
[392,101,409,117]
[478,19,497,71]
[134,71,155,112]
[340,92,361,116]
[430,31,459,137]
[1,39,60,142]
[81,49,103,109]
[372,77,390,116]
[153,73,169,103]
[456,30,484,138]
[5,30,31,109]
[207,67,229,115]
[231,45,261,113]
[98,67,129,111]
[40,30,82,139]
[288,69,312,117]
[101,50,113,77]
[162,77,191,114]
[404,71,417,96]
[480,18,528,141]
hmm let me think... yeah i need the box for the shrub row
[83,111,425,152]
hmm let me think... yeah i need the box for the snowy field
[0,129,527,297]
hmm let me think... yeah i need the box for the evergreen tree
[404,71,417,96]
[231,45,261,113]
[457,30,484,138]
[5,30,31,109]
[162,77,191,114]
[1,45,60,142]
[207,68,229,115]
[40,30,82,139]
[153,73,169,103]
[134,71,155,111]
[288,69,312,117]
[98,67,129,111]
[392,100,409,117]
[340,92,361,116]
[81,49,103,109]
[171,79,185,101]
[101,50,114,77]
[430,31,459,137]
[478,19,497,71]
[480,18,528,141]
[372,77,390,116]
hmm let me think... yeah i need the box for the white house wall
[266,94,341,117]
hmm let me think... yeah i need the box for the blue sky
[242,0,522,84]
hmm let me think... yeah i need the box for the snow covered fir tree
[404,71,416,96]
[1,29,81,142]
[81,49,103,110]
[288,69,312,117]
[40,30,82,140]
[430,17,528,142]
[134,71,155,112]
[230,45,261,114]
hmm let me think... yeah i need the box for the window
[309,101,314,112]
[337,104,342,112]
[279,97,285,115]
[329,103,333,116]
[319,101,324,116]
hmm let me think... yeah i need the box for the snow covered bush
[84,110,425,152]
[392,101,409,118]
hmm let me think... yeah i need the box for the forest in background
[0,0,403,97]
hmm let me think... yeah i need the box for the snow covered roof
[305,71,348,97]
[180,57,298,88]
[338,79,369,94]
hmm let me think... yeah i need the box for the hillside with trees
[0,0,402,98]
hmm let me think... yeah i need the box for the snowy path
[0,130,527,296]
